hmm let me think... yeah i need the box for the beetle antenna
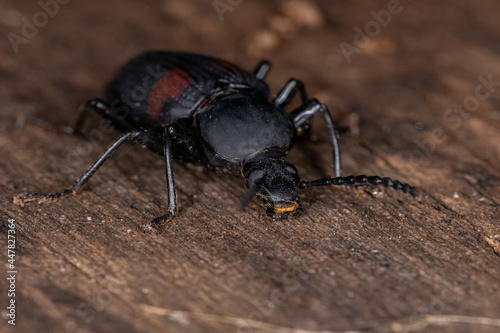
[299,175,420,197]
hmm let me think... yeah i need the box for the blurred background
[1,1,499,332]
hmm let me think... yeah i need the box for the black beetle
[15,51,419,232]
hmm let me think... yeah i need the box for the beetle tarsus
[144,210,175,234]
[14,189,76,206]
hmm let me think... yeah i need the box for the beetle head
[242,155,302,218]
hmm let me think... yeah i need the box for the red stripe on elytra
[147,69,193,121]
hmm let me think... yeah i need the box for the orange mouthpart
[273,202,299,215]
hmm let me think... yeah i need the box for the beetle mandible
[15,51,419,232]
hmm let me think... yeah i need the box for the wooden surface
[1,1,499,332]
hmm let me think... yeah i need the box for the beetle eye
[247,169,265,187]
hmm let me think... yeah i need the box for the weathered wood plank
[1,1,499,332]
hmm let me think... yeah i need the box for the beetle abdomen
[106,51,269,130]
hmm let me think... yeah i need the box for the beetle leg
[143,127,177,234]
[16,129,179,232]
[22,115,76,134]
[14,132,134,206]
[290,99,341,178]
[24,98,134,135]
[168,123,206,164]
[253,60,271,80]
[274,78,308,109]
